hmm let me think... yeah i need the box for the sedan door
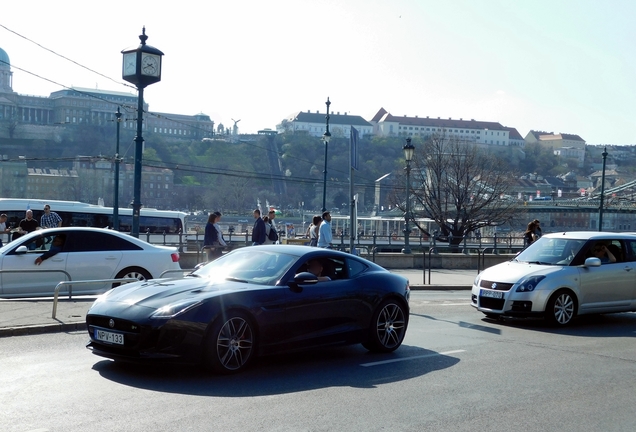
[63,231,124,294]
[0,233,69,297]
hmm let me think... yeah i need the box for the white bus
[0,199,186,234]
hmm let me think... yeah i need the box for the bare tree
[392,135,519,244]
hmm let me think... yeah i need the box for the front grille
[479,297,505,310]
[86,315,141,333]
[479,280,514,291]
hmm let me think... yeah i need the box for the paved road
[2,293,635,432]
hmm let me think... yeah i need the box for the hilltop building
[369,108,523,147]
[277,110,373,138]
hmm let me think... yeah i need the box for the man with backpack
[263,212,279,244]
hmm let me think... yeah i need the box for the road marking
[360,349,466,367]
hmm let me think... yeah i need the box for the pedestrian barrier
[52,278,139,319]
[159,269,194,278]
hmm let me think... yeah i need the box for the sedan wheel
[546,290,576,326]
[113,267,151,287]
[363,299,407,353]
[205,311,256,374]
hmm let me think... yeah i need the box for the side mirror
[15,246,28,255]
[288,272,319,292]
[584,257,602,267]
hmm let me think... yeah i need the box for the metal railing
[52,278,138,319]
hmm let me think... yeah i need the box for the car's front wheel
[545,289,577,326]
[204,311,256,374]
[363,299,408,353]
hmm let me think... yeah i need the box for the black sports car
[86,245,410,374]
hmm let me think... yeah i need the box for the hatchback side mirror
[583,257,601,267]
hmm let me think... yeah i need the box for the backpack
[268,223,278,242]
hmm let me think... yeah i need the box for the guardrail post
[177,231,184,253]
[245,230,249,246]
[372,231,377,251]
[493,232,498,255]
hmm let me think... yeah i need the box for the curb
[410,285,471,291]
[0,287,472,338]
[0,321,85,338]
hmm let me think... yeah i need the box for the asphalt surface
[0,268,476,338]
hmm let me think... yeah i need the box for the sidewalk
[0,269,475,338]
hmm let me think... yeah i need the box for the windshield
[515,237,585,266]
[190,248,299,285]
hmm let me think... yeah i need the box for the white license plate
[94,329,124,345]
[480,289,504,299]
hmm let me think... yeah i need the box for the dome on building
[0,47,9,69]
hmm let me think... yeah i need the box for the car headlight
[515,275,546,292]
[150,299,201,319]
[474,274,481,286]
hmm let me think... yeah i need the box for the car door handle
[624,266,632,272]
[105,256,118,260]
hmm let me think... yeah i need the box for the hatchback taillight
[171,253,180,262]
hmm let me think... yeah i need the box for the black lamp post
[598,147,608,231]
[321,97,331,213]
[121,27,163,237]
[113,107,122,230]
[402,137,415,254]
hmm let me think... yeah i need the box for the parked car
[86,245,410,374]
[471,231,636,326]
[0,227,181,298]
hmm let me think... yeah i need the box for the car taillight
[171,253,180,262]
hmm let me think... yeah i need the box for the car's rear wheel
[204,311,256,374]
[362,299,408,353]
[113,267,151,287]
[545,289,577,326]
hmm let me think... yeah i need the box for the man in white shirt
[317,211,332,248]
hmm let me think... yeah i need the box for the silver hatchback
[471,232,636,326]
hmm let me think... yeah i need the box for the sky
[2,0,635,144]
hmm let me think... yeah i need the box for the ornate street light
[598,147,608,231]
[402,137,415,254]
[121,27,163,237]
[113,107,122,230]
[321,97,331,213]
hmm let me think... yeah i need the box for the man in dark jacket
[251,209,266,245]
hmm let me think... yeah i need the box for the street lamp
[598,147,608,231]
[113,107,122,230]
[321,97,331,213]
[402,137,415,254]
[121,27,163,237]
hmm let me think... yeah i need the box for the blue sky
[2,0,635,144]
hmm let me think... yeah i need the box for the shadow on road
[91,344,460,396]
[481,312,636,337]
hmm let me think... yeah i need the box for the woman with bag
[204,213,220,261]
[308,215,321,247]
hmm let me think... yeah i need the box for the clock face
[123,53,137,76]
[141,54,160,77]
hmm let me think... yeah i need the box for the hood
[479,260,563,284]
[98,276,251,310]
